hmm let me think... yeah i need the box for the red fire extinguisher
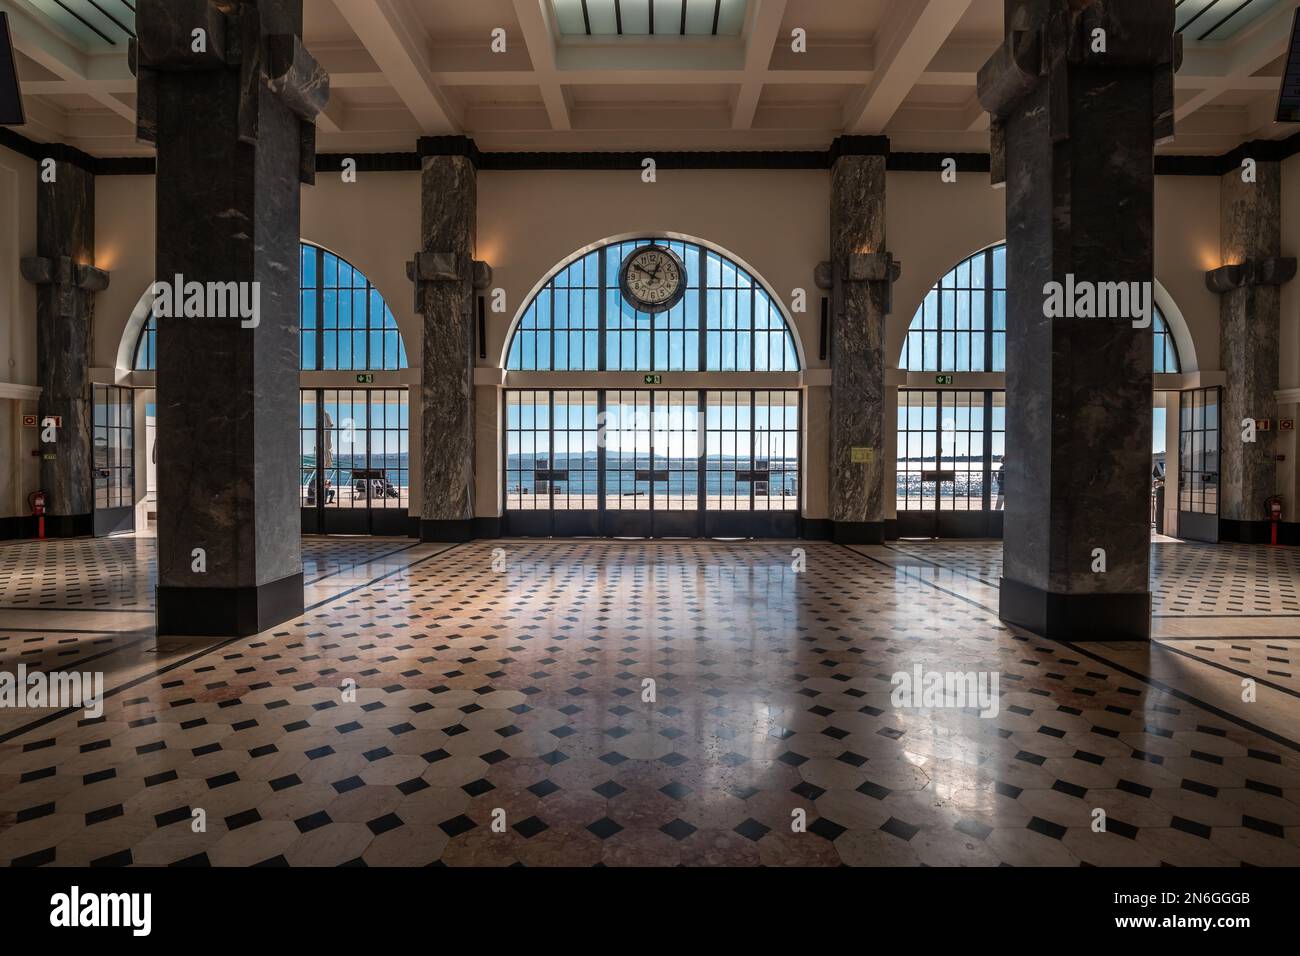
[28,490,47,540]
[1266,496,1283,547]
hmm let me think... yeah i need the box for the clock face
[620,245,687,313]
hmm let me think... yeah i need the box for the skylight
[552,0,747,38]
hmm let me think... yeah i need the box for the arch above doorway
[119,241,411,374]
[500,233,805,373]
[895,242,1196,375]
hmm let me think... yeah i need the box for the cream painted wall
[0,143,38,518]
[301,171,422,354]
[83,165,1228,386]
[1278,153,1299,521]
[474,167,830,517]
[94,173,154,369]
[91,172,423,372]
[885,170,1219,372]
[476,168,830,371]
[1155,175,1221,372]
[887,171,1005,360]
[1282,153,1299,392]
[0,155,1256,528]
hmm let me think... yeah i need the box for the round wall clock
[619,244,687,313]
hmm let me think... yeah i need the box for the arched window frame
[505,237,801,373]
[898,242,1182,375]
[132,242,408,372]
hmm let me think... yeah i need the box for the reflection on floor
[0,536,1297,867]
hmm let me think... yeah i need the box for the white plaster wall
[0,142,38,518]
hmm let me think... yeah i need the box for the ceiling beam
[732,0,788,129]
[1174,0,1296,122]
[1,0,135,121]
[331,0,458,134]
[510,0,570,131]
[843,0,974,133]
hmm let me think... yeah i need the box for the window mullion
[984,250,994,372]
[316,247,325,370]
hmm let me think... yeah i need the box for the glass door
[300,388,410,535]
[92,384,135,536]
[503,388,800,539]
[1178,386,1220,543]
[604,389,655,536]
[896,389,1004,538]
[650,390,700,537]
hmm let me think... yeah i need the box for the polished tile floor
[1,535,1298,867]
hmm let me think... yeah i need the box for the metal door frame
[301,387,410,536]
[503,387,800,539]
[92,383,136,537]
[896,388,1004,539]
[1176,385,1221,543]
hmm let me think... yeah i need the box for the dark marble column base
[831,521,885,545]
[41,514,94,538]
[420,519,477,543]
[473,516,502,538]
[796,518,831,540]
[0,516,39,540]
[1218,519,1288,545]
[157,573,305,638]
[999,577,1151,642]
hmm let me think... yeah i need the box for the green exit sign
[644,374,662,385]
[356,374,375,384]
[935,375,954,386]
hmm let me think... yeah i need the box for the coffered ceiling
[2,0,1297,157]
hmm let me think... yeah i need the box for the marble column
[979,0,1180,641]
[1209,158,1296,542]
[410,138,477,542]
[135,0,327,635]
[19,156,107,536]
[827,136,895,544]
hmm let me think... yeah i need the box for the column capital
[406,254,492,311]
[816,253,902,311]
[131,0,327,183]
[21,256,110,291]
[1206,258,1298,294]
[977,2,1180,185]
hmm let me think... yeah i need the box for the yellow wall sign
[851,447,874,464]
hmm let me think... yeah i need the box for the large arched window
[505,237,800,373]
[132,242,408,372]
[898,243,1181,374]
